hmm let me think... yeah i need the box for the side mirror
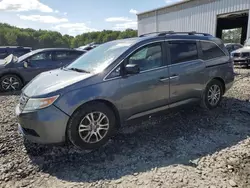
[125,64,140,75]
[23,61,30,68]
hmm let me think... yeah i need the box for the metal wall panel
[138,0,250,39]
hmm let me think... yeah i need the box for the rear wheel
[201,79,223,109]
[0,74,23,92]
[67,102,116,150]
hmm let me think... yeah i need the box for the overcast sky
[0,0,181,36]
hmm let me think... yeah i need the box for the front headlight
[23,95,59,111]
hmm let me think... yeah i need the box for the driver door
[21,51,54,82]
[117,42,170,120]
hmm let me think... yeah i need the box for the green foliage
[222,28,242,43]
[0,23,138,49]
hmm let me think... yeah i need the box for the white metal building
[137,0,250,43]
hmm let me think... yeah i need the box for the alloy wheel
[1,76,20,91]
[207,84,221,106]
[78,112,110,144]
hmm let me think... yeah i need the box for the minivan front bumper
[16,104,69,144]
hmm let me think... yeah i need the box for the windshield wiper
[67,67,90,73]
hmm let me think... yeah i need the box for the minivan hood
[23,69,94,97]
[233,46,250,53]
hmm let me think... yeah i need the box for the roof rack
[139,31,212,37]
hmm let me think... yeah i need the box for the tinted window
[54,51,69,60]
[54,51,84,61]
[128,43,163,72]
[169,41,198,64]
[201,41,225,60]
[0,49,8,59]
[69,51,84,58]
[29,52,52,61]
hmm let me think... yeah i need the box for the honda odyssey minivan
[16,31,235,150]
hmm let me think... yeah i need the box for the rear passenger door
[167,40,206,104]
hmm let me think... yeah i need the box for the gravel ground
[0,68,250,188]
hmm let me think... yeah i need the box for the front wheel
[67,102,116,150]
[0,74,23,92]
[201,79,223,110]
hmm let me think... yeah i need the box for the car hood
[232,46,250,53]
[23,68,94,97]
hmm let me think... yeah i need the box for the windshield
[67,39,136,73]
[18,49,42,62]
[3,54,18,65]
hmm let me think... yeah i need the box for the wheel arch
[206,77,226,94]
[0,72,25,85]
[212,77,226,94]
[70,99,121,127]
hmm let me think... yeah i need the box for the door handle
[170,74,179,80]
[159,77,169,82]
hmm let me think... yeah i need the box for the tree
[0,23,138,49]
[222,28,242,43]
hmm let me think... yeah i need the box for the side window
[127,43,163,72]
[68,51,84,59]
[0,49,8,59]
[54,51,84,61]
[54,51,69,61]
[169,41,198,64]
[29,52,52,61]
[201,41,225,60]
[108,66,121,78]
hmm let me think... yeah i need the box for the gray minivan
[16,32,235,150]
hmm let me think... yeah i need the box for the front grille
[233,53,241,58]
[241,52,250,58]
[19,93,29,111]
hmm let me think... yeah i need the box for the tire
[201,79,224,110]
[0,74,23,92]
[67,102,117,150]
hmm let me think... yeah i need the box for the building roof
[137,0,194,16]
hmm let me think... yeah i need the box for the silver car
[16,31,235,150]
[231,38,250,67]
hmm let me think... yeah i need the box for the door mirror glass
[125,64,140,74]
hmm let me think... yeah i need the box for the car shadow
[24,97,250,183]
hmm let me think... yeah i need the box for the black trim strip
[206,62,229,68]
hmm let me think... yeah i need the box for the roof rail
[140,31,212,37]
[139,32,162,37]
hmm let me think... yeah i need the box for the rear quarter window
[201,41,226,60]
